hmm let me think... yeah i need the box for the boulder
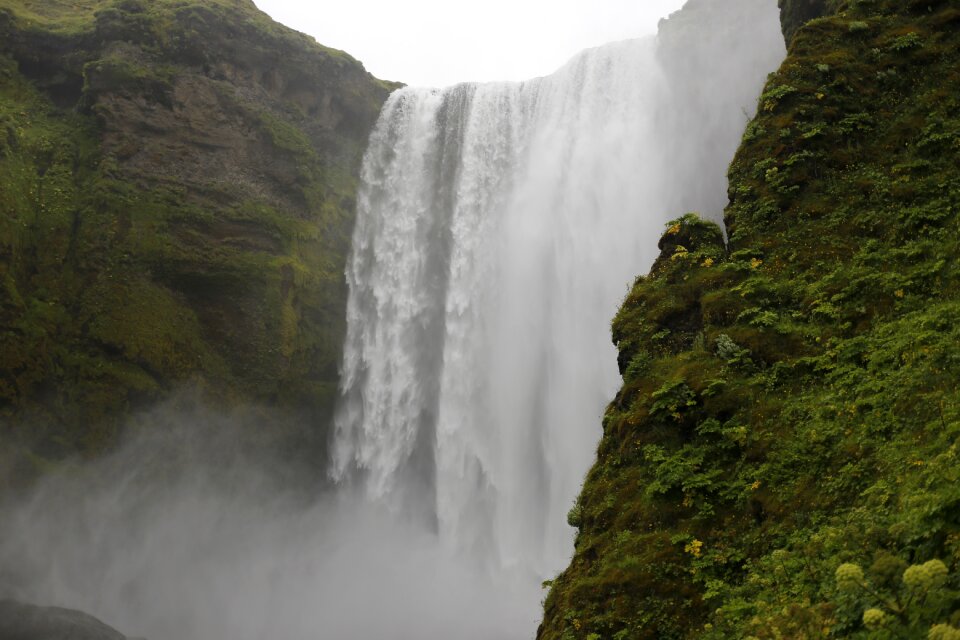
[0,600,128,640]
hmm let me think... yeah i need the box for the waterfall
[333,40,670,576]
[332,0,786,581]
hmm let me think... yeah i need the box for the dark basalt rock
[0,600,128,640]
[777,0,831,44]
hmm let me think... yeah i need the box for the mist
[0,398,541,639]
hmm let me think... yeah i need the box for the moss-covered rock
[0,0,394,485]
[777,0,832,45]
[540,1,960,638]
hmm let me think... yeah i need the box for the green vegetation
[0,0,392,486]
[540,1,960,638]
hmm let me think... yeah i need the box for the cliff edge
[540,0,960,637]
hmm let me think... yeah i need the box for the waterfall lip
[392,35,659,94]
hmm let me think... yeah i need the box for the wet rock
[0,600,128,640]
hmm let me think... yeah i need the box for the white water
[333,0,785,585]
[0,2,785,638]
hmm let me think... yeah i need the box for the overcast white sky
[253,0,689,87]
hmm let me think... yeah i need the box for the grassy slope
[0,0,391,482]
[540,1,960,638]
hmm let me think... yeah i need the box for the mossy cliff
[778,0,838,43]
[0,0,393,481]
[540,1,960,638]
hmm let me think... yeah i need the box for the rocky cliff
[540,0,960,638]
[0,0,393,484]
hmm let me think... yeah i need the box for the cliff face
[540,1,960,638]
[0,0,392,481]
[777,0,833,44]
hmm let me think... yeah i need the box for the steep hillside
[0,0,392,483]
[540,0,960,638]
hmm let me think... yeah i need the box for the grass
[540,1,960,638]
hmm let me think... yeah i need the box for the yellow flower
[685,539,704,558]
[863,608,888,630]
[667,223,682,235]
[750,258,763,269]
[702,258,715,268]
[904,559,948,592]
[929,624,960,640]
[835,563,864,591]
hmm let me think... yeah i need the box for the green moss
[1,0,111,33]
[541,2,960,638]
[0,0,390,485]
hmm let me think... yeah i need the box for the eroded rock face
[81,7,388,220]
[0,600,127,640]
[777,0,834,44]
[0,0,394,481]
